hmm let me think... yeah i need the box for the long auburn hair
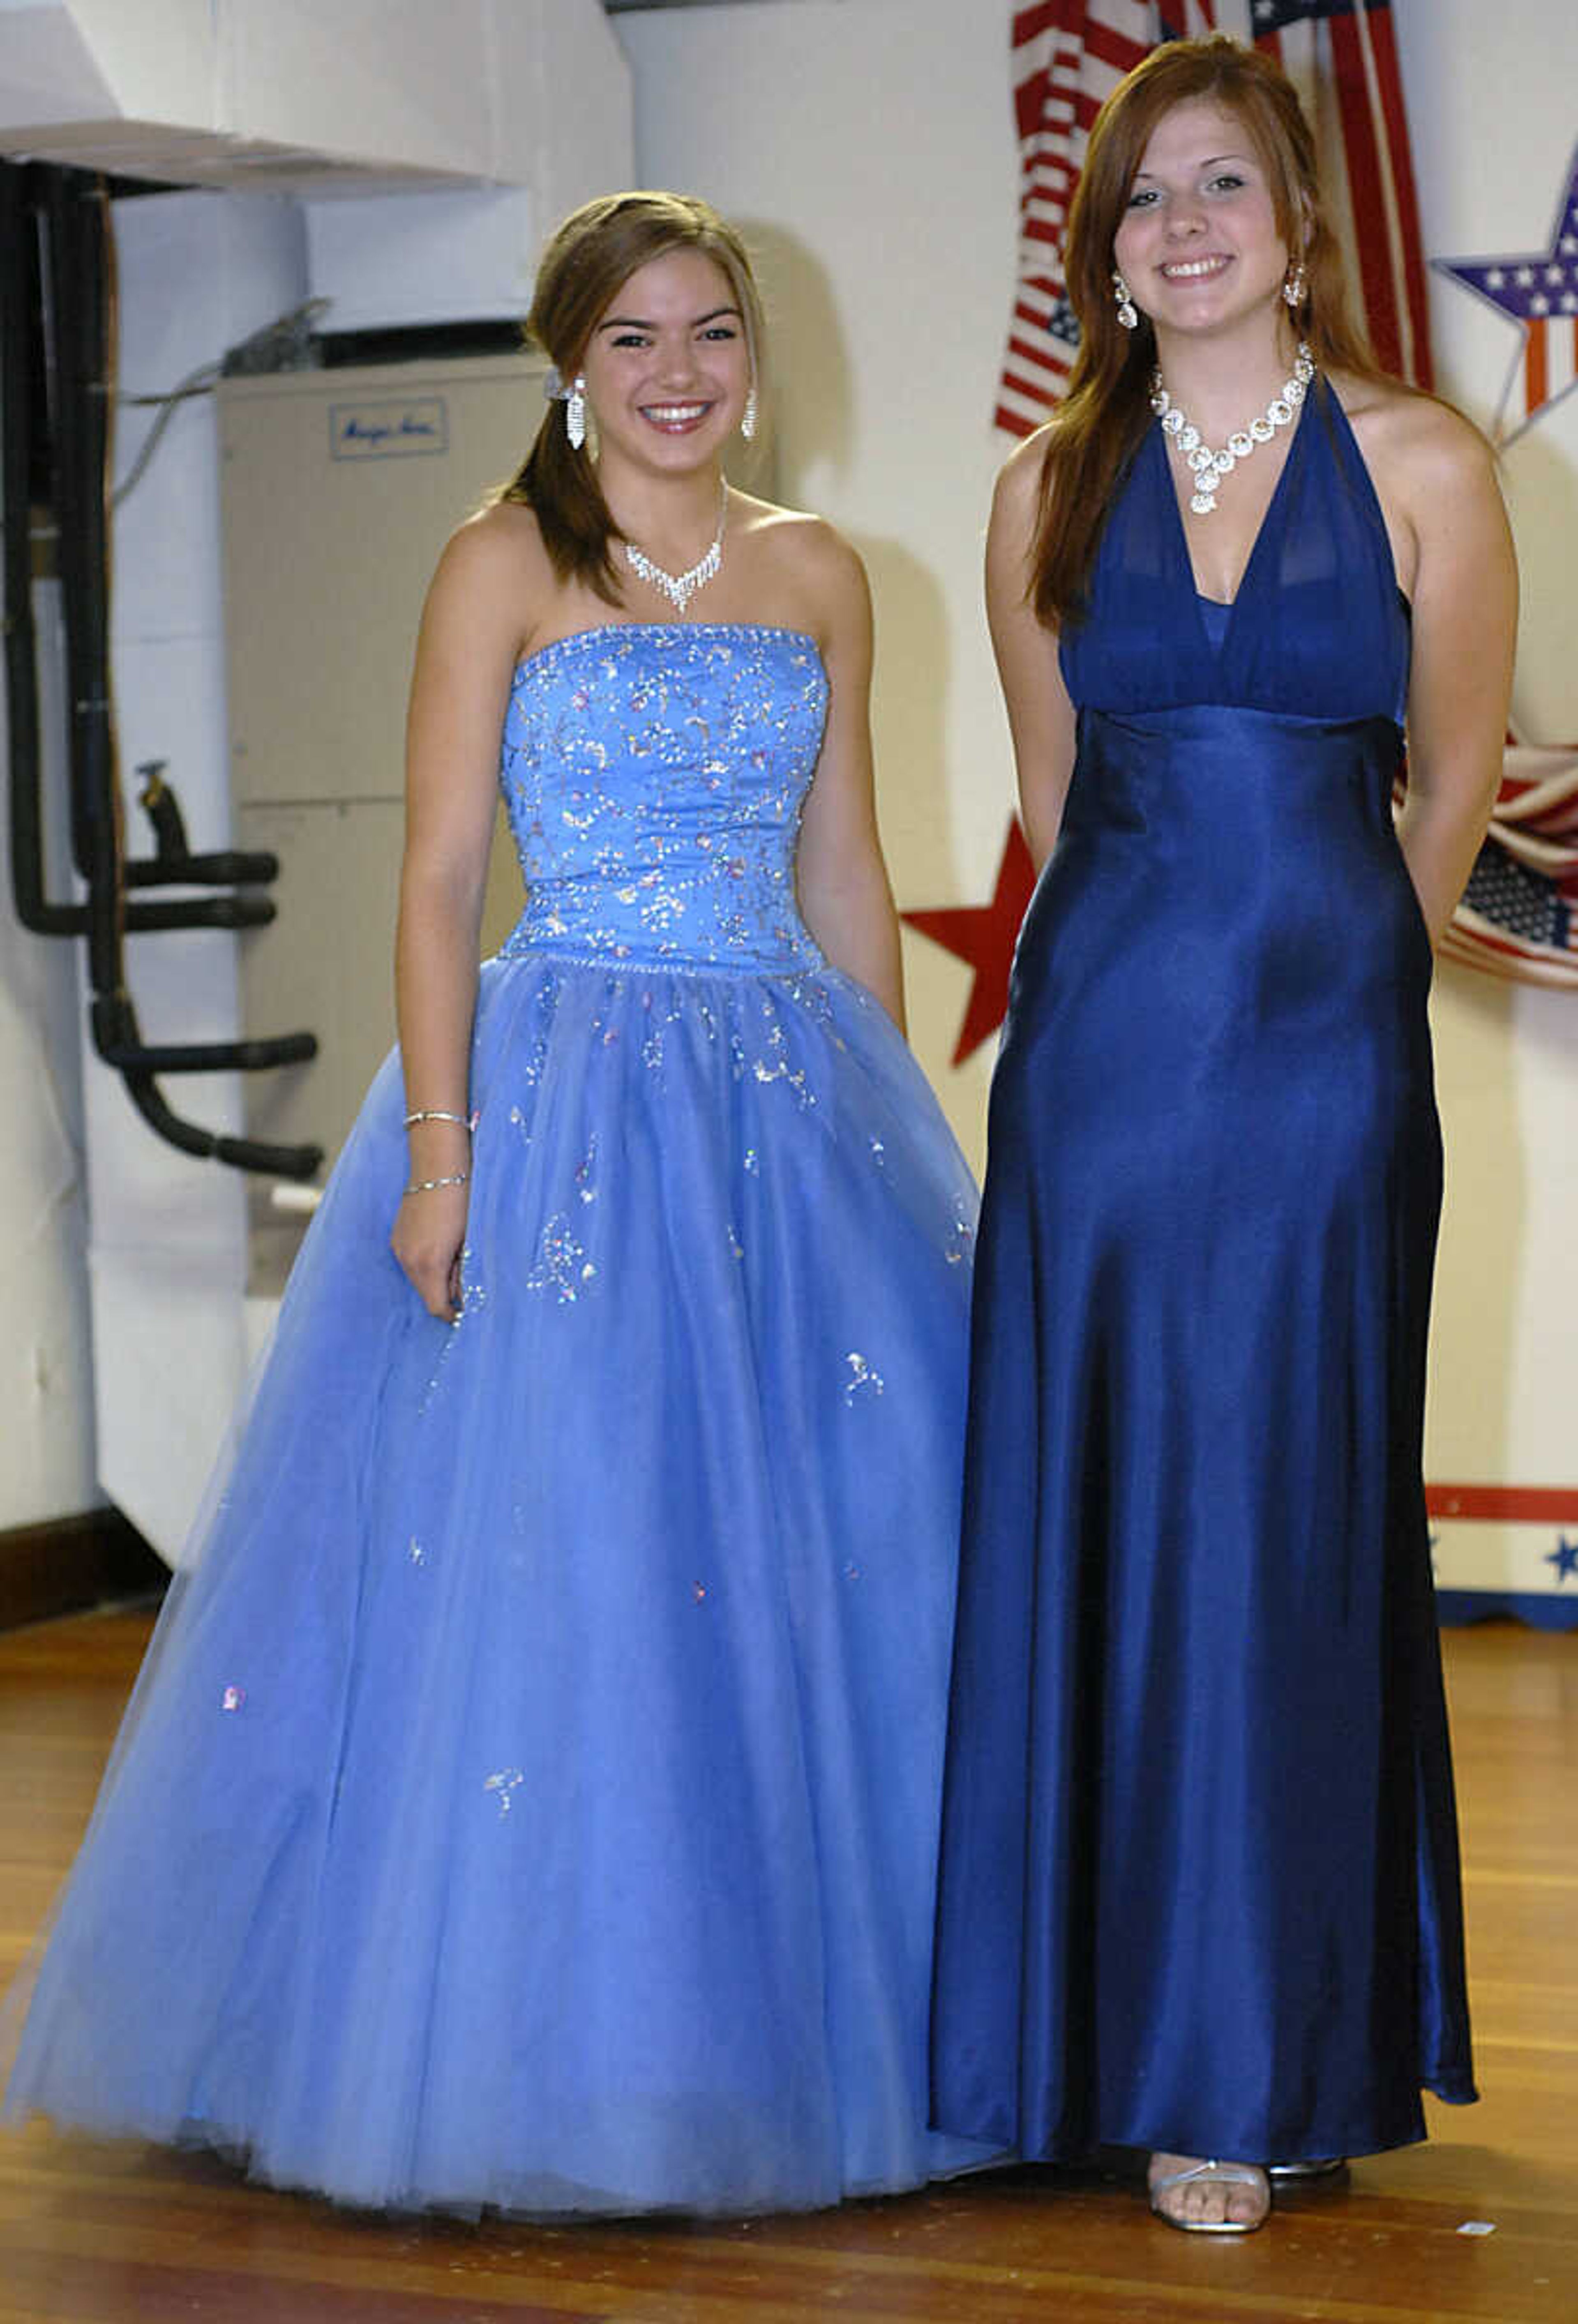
[496,191,765,605]
[1030,35,1393,629]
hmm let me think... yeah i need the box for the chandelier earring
[741,383,758,442]
[565,373,587,452]
[1112,270,1139,331]
[1283,263,1308,311]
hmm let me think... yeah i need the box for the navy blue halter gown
[931,385,1476,2166]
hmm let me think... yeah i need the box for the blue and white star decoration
[1546,1536,1578,1586]
[1435,147,1578,445]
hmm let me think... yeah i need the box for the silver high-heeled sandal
[1148,2156,1271,2233]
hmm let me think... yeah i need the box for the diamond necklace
[1150,343,1315,515]
[621,483,728,615]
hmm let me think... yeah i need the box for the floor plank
[1,1609,1574,2321]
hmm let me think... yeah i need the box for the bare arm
[986,434,1078,874]
[1391,405,1518,942]
[795,530,907,1030]
[390,514,527,1320]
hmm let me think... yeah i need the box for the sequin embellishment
[485,1770,524,1818]
[526,1214,595,1302]
[843,1352,886,1403]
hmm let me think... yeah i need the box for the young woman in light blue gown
[4,192,991,2217]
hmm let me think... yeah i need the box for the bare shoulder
[418,499,553,664]
[1333,374,1498,507]
[732,492,872,641]
[992,424,1053,531]
[985,426,1054,618]
[736,493,866,586]
[434,498,548,594]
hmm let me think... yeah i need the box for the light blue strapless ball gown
[5,623,992,2216]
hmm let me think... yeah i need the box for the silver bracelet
[403,1171,469,1195]
[404,1108,472,1130]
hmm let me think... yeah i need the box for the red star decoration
[902,818,1036,1065]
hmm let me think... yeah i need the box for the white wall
[620,0,1020,1166]
[0,600,99,1527]
[618,0,1578,1598]
[1394,0,1577,1590]
[83,189,306,1561]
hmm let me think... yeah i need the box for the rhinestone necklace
[622,483,728,615]
[1151,343,1315,515]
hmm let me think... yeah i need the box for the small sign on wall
[329,399,449,460]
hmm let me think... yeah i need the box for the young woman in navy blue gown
[930,38,1516,2232]
[5,194,991,2215]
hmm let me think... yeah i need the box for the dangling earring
[741,384,758,442]
[565,373,587,451]
[1283,264,1308,310]
[1112,271,1138,331]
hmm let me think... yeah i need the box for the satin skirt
[931,705,1476,2164]
[5,947,993,2215]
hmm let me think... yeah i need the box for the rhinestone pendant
[624,538,720,615]
[621,482,728,615]
[1148,344,1315,517]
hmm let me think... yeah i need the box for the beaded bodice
[498,624,830,971]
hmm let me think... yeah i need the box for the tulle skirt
[5,946,992,2215]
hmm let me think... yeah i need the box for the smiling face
[1112,96,1294,347]
[579,247,752,475]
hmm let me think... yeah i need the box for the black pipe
[124,851,281,889]
[124,892,277,931]
[2,160,324,1180]
[134,758,186,856]
[2,165,80,937]
[121,1076,323,1176]
[89,996,320,1174]
[129,768,279,886]
[51,173,121,988]
[95,1032,318,1074]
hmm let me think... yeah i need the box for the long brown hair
[496,191,765,605]
[1030,35,1392,629]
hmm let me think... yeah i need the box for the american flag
[1435,735,1578,989]
[996,6,1572,994]
[1434,153,1578,446]
[998,0,1432,438]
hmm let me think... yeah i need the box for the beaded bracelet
[404,1109,472,1130]
[403,1171,469,1196]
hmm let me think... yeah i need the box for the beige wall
[621,0,1022,1173]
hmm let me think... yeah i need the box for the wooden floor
[2,1608,1574,2323]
